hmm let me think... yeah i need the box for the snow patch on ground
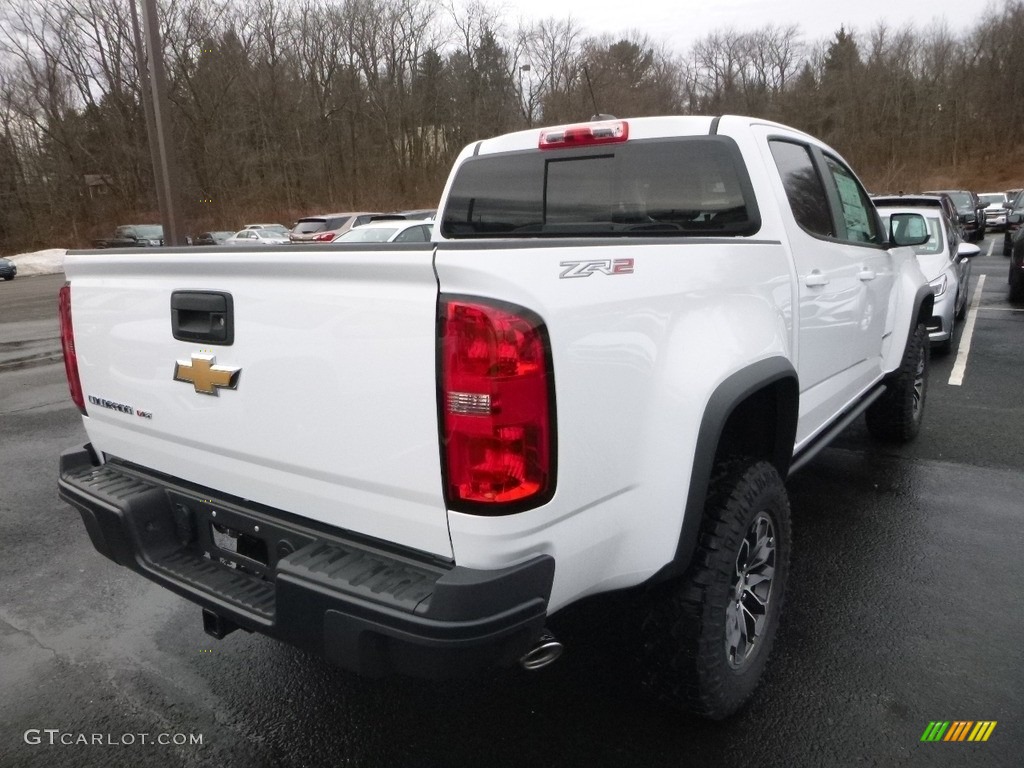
[7,249,67,276]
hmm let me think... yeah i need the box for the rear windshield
[324,216,351,230]
[293,218,328,234]
[944,191,972,208]
[440,136,760,238]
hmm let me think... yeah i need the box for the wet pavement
[0,252,1021,767]
[0,274,64,372]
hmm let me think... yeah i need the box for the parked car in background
[244,223,289,232]
[224,228,290,246]
[394,209,436,220]
[979,192,1010,231]
[193,231,234,246]
[875,196,978,352]
[333,219,434,243]
[1003,190,1024,255]
[925,189,984,241]
[974,191,988,239]
[92,224,164,248]
[0,256,17,280]
[289,212,382,243]
[1009,218,1024,301]
[874,192,962,240]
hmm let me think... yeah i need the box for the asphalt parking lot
[1,246,1021,767]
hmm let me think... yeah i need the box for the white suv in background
[979,192,1010,230]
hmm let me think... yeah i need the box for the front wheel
[639,460,791,720]
[866,321,928,442]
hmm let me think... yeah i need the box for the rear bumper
[58,445,554,678]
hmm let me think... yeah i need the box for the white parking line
[948,274,986,386]
[986,239,995,256]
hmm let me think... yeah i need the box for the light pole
[519,64,532,127]
[134,0,188,245]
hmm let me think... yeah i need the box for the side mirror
[888,212,930,247]
[957,242,981,258]
[1008,213,1023,225]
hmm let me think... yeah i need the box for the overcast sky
[500,0,989,52]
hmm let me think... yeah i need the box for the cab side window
[823,155,882,245]
[768,140,834,238]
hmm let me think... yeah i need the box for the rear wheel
[639,460,791,720]
[866,321,928,442]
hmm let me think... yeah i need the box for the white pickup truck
[58,115,933,719]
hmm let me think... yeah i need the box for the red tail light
[313,232,336,242]
[58,283,87,414]
[439,298,556,513]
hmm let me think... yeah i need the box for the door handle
[805,271,829,287]
[858,269,877,281]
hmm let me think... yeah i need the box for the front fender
[883,249,932,373]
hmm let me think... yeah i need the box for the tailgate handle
[171,291,234,345]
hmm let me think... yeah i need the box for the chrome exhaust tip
[520,631,564,670]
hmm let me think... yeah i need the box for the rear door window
[768,140,834,238]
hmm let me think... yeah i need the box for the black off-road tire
[865,321,928,443]
[639,460,791,720]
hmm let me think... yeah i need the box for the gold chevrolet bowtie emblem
[173,354,241,395]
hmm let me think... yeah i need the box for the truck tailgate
[63,245,452,559]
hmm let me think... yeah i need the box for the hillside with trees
[2,0,1023,252]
